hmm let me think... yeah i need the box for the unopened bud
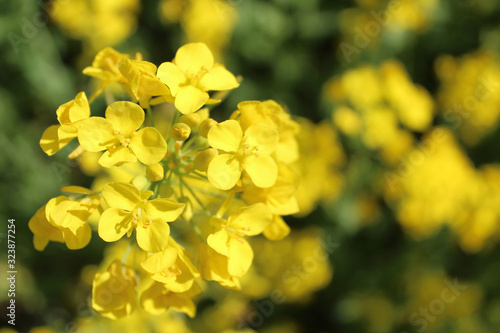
[193,148,218,171]
[179,113,201,128]
[146,163,164,181]
[199,118,217,138]
[169,123,191,141]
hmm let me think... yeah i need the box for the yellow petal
[33,235,49,251]
[141,247,178,274]
[263,215,290,240]
[174,86,209,114]
[228,237,253,277]
[244,123,279,155]
[145,199,185,222]
[228,203,272,236]
[175,42,214,75]
[57,123,79,142]
[129,127,167,165]
[207,119,242,152]
[199,64,239,91]
[49,200,87,229]
[207,154,241,190]
[40,125,72,156]
[102,182,140,211]
[56,91,90,124]
[99,146,137,168]
[245,155,278,188]
[61,186,93,195]
[136,219,171,252]
[78,117,116,152]
[157,62,186,96]
[207,228,229,256]
[63,223,92,249]
[273,196,300,215]
[29,206,64,250]
[98,208,133,242]
[198,244,240,289]
[141,282,197,317]
[106,101,144,135]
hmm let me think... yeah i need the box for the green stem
[178,174,211,216]
[121,240,134,264]
[147,106,155,127]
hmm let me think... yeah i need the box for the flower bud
[146,163,164,181]
[199,118,217,138]
[193,148,218,171]
[179,113,201,128]
[169,123,191,141]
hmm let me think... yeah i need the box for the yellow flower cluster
[325,59,500,253]
[436,51,500,145]
[327,60,434,165]
[387,128,500,252]
[30,42,303,319]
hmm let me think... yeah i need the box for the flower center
[114,130,132,147]
[185,66,210,89]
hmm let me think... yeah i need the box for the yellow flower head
[242,163,300,240]
[83,47,130,98]
[207,120,279,190]
[232,100,301,164]
[118,59,173,108]
[198,243,241,289]
[207,203,272,277]
[157,42,239,114]
[92,260,137,320]
[140,280,201,317]
[141,237,200,292]
[40,92,90,156]
[29,191,99,251]
[98,182,185,252]
[78,101,167,167]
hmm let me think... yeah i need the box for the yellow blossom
[98,182,185,252]
[118,58,174,108]
[207,120,279,190]
[78,101,167,167]
[141,237,200,292]
[157,43,239,114]
[207,203,272,277]
[241,163,300,240]
[83,47,130,98]
[92,260,137,320]
[40,92,90,156]
[140,280,201,317]
[231,100,300,164]
[198,243,241,289]
[29,192,99,251]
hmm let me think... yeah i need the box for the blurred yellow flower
[92,260,137,319]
